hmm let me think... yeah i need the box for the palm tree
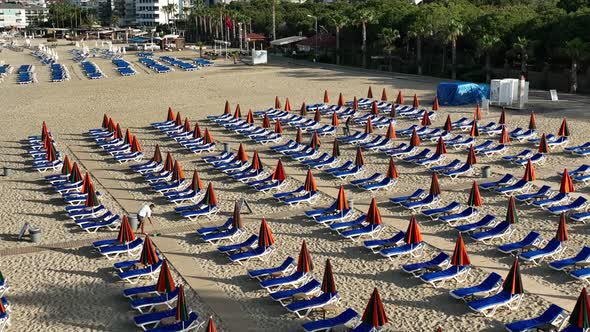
[512,36,529,76]
[190,0,204,41]
[447,19,466,80]
[564,38,589,93]
[378,27,400,72]
[479,34,500,83]
[353,8,378,68]
[327,11,349,65]
[163,3,178,28]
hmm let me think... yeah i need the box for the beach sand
[0,39,589,331]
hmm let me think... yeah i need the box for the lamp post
[307,14,317,62]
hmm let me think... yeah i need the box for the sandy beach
[1,39,589,331]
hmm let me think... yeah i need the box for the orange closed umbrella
[183,118,191,132]
[467,181,482,207]
[502,257,524,295]
[117,215,136,243]
[409,128,421,146]
[115,123,123,140]
[246,110,254,124]
[499,108,506,125]
[386,157,399,179]
[156,260,176,293]
[193,122,202,138]
[421,111,431,126]
[251,150,262,170]
[275,96,281,109]
[365,198,382,225]
[556,212,569,241]
[381,88,387,101]
[558,118,570,136]
[332,138,341,157]
[310,132,321,150]
[80,172,92,194]
[367,87,373,99]
[300,102,307,116]
[412,94,419,108]
[395,91,404,104]
[443,115,452,132]
[236,144,248,162]
[365,118,374,134]
[203,182,217,206]
[506,196,519,224]
[529,112,537,130]
[474,104,482,121]
[46,142,57,162]
[450,233,470,266]
[175,112,182,126]
[371,101,379,115]
[385,122,396,140]
[361,288,388,328]
[274,120,283,134]
[337,93,345,107]
[60,155,72,175]
[499,127,510,144]
[203,128,214,144]
[166,107,174,121]
[223,101,230,114]
[234,104,242,118]
[538,133,550,153]
[429,172,441,196]
[296,240,313,272]
[262,113,271,128]
[353,96,359,110]
[404,215,422,244]
[314,108,321,123]
[206,318,218,332]
[323,90,329,103]
[296,128,303,144]
[560,169,575,193]
[335,185,349,211]
[171,160,185,182]
[523,159,535,181]
[331,112,339,127]
[139,235,159,266]
[390,104,396,118]
[569,287,590,329]
[190,170,203,192]
[257,218,275,248]
[432,96,440,110]
[271,160,286,182]
[355,147,365,167]
[469,121,479,137]
[131,136,142,153]
[466,145,477,165]
[284,98,291,111]
[102,114,109,128]
[435,136,447,155]
[232,200,244,229]
[84,182,99,207]
[321,259,337,295]
[124,128,133,145]
[304,169,317,192]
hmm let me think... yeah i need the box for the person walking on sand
[137,203,155,234]
[344,116,352,136]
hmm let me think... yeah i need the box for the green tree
[325,8,349,65]
[512,36,530,75]
[378,27,400,72]
[447,19,467,80]
[353,7,378,68]
[478,34,501,82]
[563,38,589,93]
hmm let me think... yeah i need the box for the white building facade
[0,3,27,28]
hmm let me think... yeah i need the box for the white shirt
[138,204,152,218]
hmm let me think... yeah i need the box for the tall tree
[378,27,400,72]
[512,36,530,76]
[354,7,378,68]
[564,37,589,93]
[326,10,349,65]
[478,34,500,82]
[447,19,466,80]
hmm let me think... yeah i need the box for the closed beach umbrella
[271,160,286,182]
[193,123,202,139]
[365,118,374,133]
[206,318,218,332]
[538,133,550,153]
[258,218,275,248]
[262,114,271,128]
[560,169,575,193]
[444,115,453,132]
[386,157,399,179]
[466,145,477,165]
[124,128,133,145]
[355,147,365,167]
[432,96,440,111]
[175,285,189,323]
[46,142,57,162]
[323,90,329,103]
[556,213,569,241]
[164,152,175,172]
[381,88,388,101]
[421,110,431,126]
[156,260,176,293]
[499,127,510,144]
[275,96,281,109]
[451,233,471,266]
[251,151,262,170]
[172,161,185,182]
[371,101,379,115]
[396,91,404,104]
[435,136,447,155]
[385,123,396,140]
[361,288,388,328]
[284,98,291,111]
[296,128,303,144]
[413,94,419,108]
[131,136,142,153]
[223,100,230,115]
[114,123,123,140]
[338,93,345,107]
[336,185,349,211]
[332,139,341,157]
[274,120,283,134]
[233,104,241,118]
[41,121,49,142]
[523,159,536,181]
[310,132,321,150]
[558,118,570,137]
[80,172,92,194]
[353,96,359,110]
[232,200,244,229]
[236,144,248,162]
[139,235,159,266]
[529,112,536,130]
[85,182,99,207]
[203,129,214,144]
[474,104,482,121]
[430,172,441,196]
[175,112,182,126]
[367,87,373,99]
[366,198,382,225]
[499,108,506,125]
[410,128,421,146]
[151,145,163,163]
[102,114,109,128]
[190,170,203,192]
[108,118,116,132]
[246,110,254,124]
[468,181,482,207]
[167,107,175,121]
[69,163,82,183]
[117,216,136,243]
[506,196,519,224]
[469,121,479,137]
[183,118,191,132]
[390,104,396,118]
[314,109,321,122]
[569,288,590,329]
[503,257,524,294]
[321,259,337,295]
[404,215,422,244]
[60,155,72,175]
[203,183,217,207]
[300,102,307,116]
[304,169,317,192]
[331,112,339,127]
[296,240,313,273]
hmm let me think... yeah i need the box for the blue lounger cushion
[302,308,359,332]
[248,257,295,279]
[505,304,565,332]
[450,272,502,299]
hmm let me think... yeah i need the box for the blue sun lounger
[302,308,360,332]
[340,224,384,242]
[571,211,590,223]
[497,231,543,254]
[145,312,201,332]
[519,239,564,264]
[197,218,233,236]
[134,307,177,330]
[470,221,512,243]
[495,179,532,196]
[420,265,471,288]
[361,177,397,191]
[228,245,275,264]
[248,256,296,281]
[439,207,479,225]
[201,227,244,244]
[515,185,552,204]
[131,287,180,313]
[363,231,404,253]
[123,284,160,300]
[402,194,440,212]
[422,202,462,220]
[380,242,424,259]
[390,189,426,205]
[468,290,524,317]
[271,279,322,306]
[218,235,258,254]
[549,246,590,271]
[286,292,340,318]
[315,209,353,225]
[503,149,533,162]
[118,260,163,284]
[547,197,588,215]
[305,201,338,218]
[505,304,567,332]
[329,215,365,232]
[80,214,121,233]
[260,271,311,292]
[480,174,515,191]
[455,215,496,233]
[98,238,144,259]
[532,192,569,209]
[402,252,450,277]
[450,272,502,300]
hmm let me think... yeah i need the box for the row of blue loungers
[159,56,198,71]
[0,64,11,82]
[139,57,172,74]
[112,59,137,76]
[81,61,104,79]
[17,65,36,84]
[50,64,69,82]
[194,58,214,67]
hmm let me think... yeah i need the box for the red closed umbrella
[171,160,185,182]
[284,98,292,111]
[467,181,482,207]
[404,215,422,244]
[80,172,92,194]
[310,132,321,150]
[474,104,482,121]
[466,145,477,165]
[443,115,453,132]
[336,185,349,211]
[451,233,471,266]
[381,88,388,101]
[523,159,535,181]
[251,150,262,170]
[163,152,175,172]
[117,215,136,243]
[390,104,396,118]
[274,120,283,134]
[569,288,590,329]
[124,128,133,145]
[337,93,345,107]
[432,96,440,111]
[114,123,123,140]
[529,112,537,130]
[503,257,524,294]
[175,285,189,323]
[275,96,281,109]
[371,101,379,115]
[203,182,218,206]
[151,145,163,163]
[232,200,244,229]
[499,127,510,144]
[84,182,99,207]
[560,169,575,193]
[258,218,275,248]
[331,112,339,127]
[206,318,218,332]
[469,121,479,137]
[300,102,307,116]
[262,113,271,128]
[156,260,176,293]
[190,170,204,192]
[193,123,202,138]
[203,128,214,144]
[538,133,550,153]
[556,212,569,241]
[353,96,359,110]
[314,108,321,123]
[385,122,396,140]
[304,169,317,192]
[46,142,57,162]
[296,240,313,273]
[386,157,399,179]
[69,162,82,183]
[396,91,404,104]
[323,90,329,103]
[409,128,421,146]
[108,118,116,132]
[421,110,431,126]
[102,114,109,128]
[175,112,182,126]
[365,117,374,134]
[271,160,286,182]
[60,155,72,175]
[361,288,388,328]
[223,101,230,114]
[558,118,570,136]
[366,198,382,225]
[506,196,519,224]
[499,108,506,125]
[139,235,159,266]
[332,138,341,157]
[413,94,419,108]
[246,110,254,124]
[236,144,248,162]
[430,172,441,196]
[367,87,373,99]
[296,128,303,144]
[131,136,142,153]
[183,118,191,132]
[321,259,337,295]
[355,147,365,167]
[234,104,242,118]
[435,136,447,155]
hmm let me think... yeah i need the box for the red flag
[225,16,233,30]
